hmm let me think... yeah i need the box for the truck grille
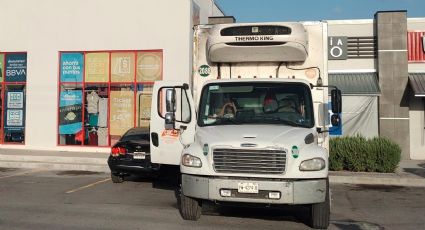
[213,148,286,174]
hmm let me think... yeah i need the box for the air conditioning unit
[207,22,308,63]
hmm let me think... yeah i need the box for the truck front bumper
[182,174,327,204]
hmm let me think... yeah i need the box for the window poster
[7,92,24,109]
[0,53,4,82]
[5,53,27,82]
[60,53,83,82]
[110,91,134,136]
[59,90,83,134]
[85,53,109,82]
[111,52,135,82]
[4,90,25,131]
[137,52,162,82]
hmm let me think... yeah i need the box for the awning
[409,73,425,97]
[329,72,381,96]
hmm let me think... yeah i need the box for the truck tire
[111,173,124,183]
[180,193,202,221]
[310,179,330,229]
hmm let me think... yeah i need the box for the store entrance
[409,97,425,159]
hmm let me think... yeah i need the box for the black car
[107,127,160,183]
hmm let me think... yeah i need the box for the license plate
[237,182,259,194]
[133,152,146,160]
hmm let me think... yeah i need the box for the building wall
[0,0,222,152]
[327,20,376,71]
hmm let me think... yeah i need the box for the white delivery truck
[149,21,341,229]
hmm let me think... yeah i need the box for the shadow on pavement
[332,220,384,230]
[403,168,425,178]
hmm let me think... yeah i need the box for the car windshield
[197,82,314,128]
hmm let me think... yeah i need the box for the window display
[58,50,162,147]
[0,52,27,144]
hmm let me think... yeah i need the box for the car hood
[196,125,314,149]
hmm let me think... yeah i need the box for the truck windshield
[198,82,314,128]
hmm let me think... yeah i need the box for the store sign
[60,53,83,82]
[59,90,83,134]
[5,53,27,82]
[328,36,347,60]
[0,53,4,82]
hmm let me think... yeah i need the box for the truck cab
[149,21,341,229]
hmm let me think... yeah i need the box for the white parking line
[0,168,45,179]
[65,178,111,194]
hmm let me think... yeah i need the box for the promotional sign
[6,110,23,126]
[5,53,27,82]
[59,90,83,134]
[85,52,109,82]
[7,92,24,108]
[4,90,25,132]
[328,36,347,60]
[0,53,4,82]
[137,52,162,82]
[111,52,135,82]
[110,91,134,135]
[60,53,83,82]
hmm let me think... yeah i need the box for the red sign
[408,31,425,62]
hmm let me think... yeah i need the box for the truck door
[150,81,196,165]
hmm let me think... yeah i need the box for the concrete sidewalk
[1,148,425,187]
[329,160,425,187]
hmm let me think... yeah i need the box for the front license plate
[237,182,259,194]
[133,152,146,160]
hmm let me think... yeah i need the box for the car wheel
[111,173,124,183]
[310,179,330,229]
[180,193,201,220]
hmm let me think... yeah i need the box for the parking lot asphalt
[1,168,424,230]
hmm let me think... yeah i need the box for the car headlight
[299,158,326,171]
[182,154,202,168]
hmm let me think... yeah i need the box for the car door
[149,81,196,165]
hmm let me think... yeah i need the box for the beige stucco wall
[0,0,222,152]
[326,20,376,71]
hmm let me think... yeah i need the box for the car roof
[123,127,150,136]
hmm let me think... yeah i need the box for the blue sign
[60,53,83,82]
[59,90,83,134]
[5,53,27,82]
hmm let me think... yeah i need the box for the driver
[218,99,237,118]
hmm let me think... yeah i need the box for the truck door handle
[151,132,159,147]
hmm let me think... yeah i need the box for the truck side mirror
[331,89,342,114]
[166,89,176,112]
[331,114,340,127]
[164,113,175,130]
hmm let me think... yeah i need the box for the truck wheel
[180,193,201,220]
[111,173,124,183]
[310,179,330,229]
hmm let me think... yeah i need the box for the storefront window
[58,50,162,147]
[0,52,27,144]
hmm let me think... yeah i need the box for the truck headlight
[182,154,202,168]
[299,158,325,171]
